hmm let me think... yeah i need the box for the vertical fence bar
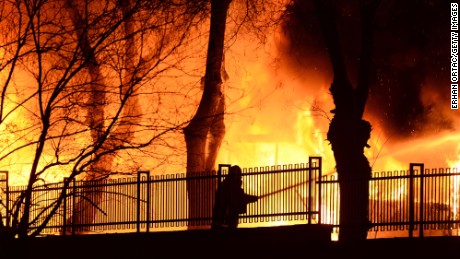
[390,171,393,230]
[0,171,9,229]
[176,174,180,227]
[308,160,312,224]
[420,166,424,237]
[153,176,158,228]
[396,171,407,230]
[160,175,164,228]
[309,157,322,224]
[409,166,415,238]
[411,163,425,237]
[137,171,150,233]
[137,172,141,233]
[63,178,68,236]
[318,157,322,224]
[5,171,8,227]
[217,165,231,190]
[217,164,231,225]
[146,171,151,233]
[409,163,424,238]
[71,179,76,236]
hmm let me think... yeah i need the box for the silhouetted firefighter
[212,166,258,229]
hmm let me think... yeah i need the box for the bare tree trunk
[18,124,50,238]
[115,0,142,144]
[183,0,231,228]
[313,0,379,243]
[64,0,141,233]
[205,95,225,171]
[64,0,107,233]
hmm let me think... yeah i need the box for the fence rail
[2,157,322,236]
[2,159,460,239]
[321,164,460,238]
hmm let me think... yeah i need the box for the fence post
[217,164,231,189]
[71,178,76,236]
[317,157,322,224]
[308,158,312,224]
[63,177,68,236]
[137,171,150,233]
[145,171,151,233]
[409,163,424,238]
[137,172,141,233]
[420,164,424,238]
[217,164,231,225]
[409,165,414,238]
[0,171,8,228]
[409,163,425,238]
[308,157,322,224]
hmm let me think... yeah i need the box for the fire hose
[257,180,310,199]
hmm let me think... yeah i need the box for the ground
[1,225,460,259]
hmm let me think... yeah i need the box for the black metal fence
[321,163,460,238]
[3,157,322,236]
[2,159,460,239]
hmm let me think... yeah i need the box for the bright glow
[447,144,460,235]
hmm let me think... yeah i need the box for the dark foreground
[2,225,460,259]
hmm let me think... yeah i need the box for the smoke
[277,0,457,142]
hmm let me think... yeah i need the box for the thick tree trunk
[327,106,371,242]
[64,0,107,233]
[205,83,226,172]
[183,0,230,228]
[313,0,378,242]
[65,0,140,233]
[114,0,142,144]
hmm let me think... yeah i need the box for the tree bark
[64,0,141,233]
[313,0,379,242]
[205,95,225,171]
[183,0,231,228]
[64,0,107,233]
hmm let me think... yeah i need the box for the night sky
[280,0,454,141]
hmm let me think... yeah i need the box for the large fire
[0,0,457,240]
[202,25,458,240]
[1,0,456,185]
[216,32,460,175]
